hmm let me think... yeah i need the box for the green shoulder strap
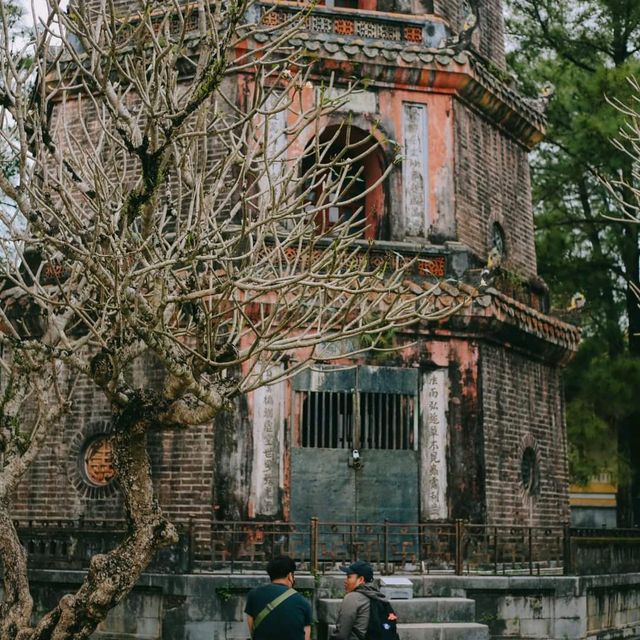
[252,588,297,634]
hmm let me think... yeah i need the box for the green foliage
[1,0,22,28]
[215,586,245,603]
[507,0,640,489]
[565,346,640,484]
[360,326,396,352]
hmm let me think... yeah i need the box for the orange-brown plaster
[380,89,454,232]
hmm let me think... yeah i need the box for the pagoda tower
[233,0,579,530]
[11,0,579,559]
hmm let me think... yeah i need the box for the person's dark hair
[267,555,296,580]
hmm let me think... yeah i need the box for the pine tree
[507,0,640,525]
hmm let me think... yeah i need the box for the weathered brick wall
[10,366,118,521]
[441,339,486,523]
[454,101,537,277]
[476,0,507,67]
[8,353,252,559]
[433,0,506,68]
[48,76,237,223]
[480,342,570,527]
[432,0,462,30]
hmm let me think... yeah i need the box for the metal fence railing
[14,518,193,574]
[13,519,640,576]
[202,519,567,575]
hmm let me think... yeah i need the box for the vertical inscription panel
[402,103,429,237]
[250,367,285,517]
[420,369,449,520]
[258,92,288,207]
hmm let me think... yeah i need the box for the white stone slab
[420,369,449,520]
[380,576,414,599]
[402,102,429,237]
[380,577,414,586]
[250,365,285,517]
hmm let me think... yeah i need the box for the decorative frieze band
[261,7,426,44]
[279,245,446,278]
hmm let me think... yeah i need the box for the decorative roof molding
[485,287,581,355]
[258,1,450,47]
[254,4,546,148]
[417,280,580,361]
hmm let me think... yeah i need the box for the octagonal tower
[12,0,578,565]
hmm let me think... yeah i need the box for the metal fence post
[493,526,498,575]
[180,518,194,574]
[350,523,356,561]
[383,519,389,573]
[230,523,236,575]
[455,519,464,575]
[310,517,319,573]
[563,524,572,576]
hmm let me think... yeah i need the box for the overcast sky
[20,0,68,24]
[20,0,47,21]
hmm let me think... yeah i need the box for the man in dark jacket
[330,560,391,640]
[245,556,312,640]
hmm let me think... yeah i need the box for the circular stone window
[520,446,540,496]
[83,436,116,487]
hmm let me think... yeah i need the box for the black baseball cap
[340,560,374,582]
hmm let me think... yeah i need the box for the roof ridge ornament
[443,0,479,54]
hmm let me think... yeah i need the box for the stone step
[398,623,489,640]
[325,622,489,640]
[317,597,476,624]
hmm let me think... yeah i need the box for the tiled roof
[421,280,580,356]
[487,287,581,352]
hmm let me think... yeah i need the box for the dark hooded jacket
[330,583,390,640]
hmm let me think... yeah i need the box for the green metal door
[290,366,419,524]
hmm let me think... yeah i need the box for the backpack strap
[252,588,297,635]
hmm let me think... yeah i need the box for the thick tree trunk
[615,177,640,527]
[23,393,178,640]
[617,419,634,528]
[0,502,33,640]
[577,178,625,358]
[622,223,640,358]
[0,372,67,640]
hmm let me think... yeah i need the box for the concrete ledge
[318,597,476,624]
[326,621,489,640]
[23,569,640,640]
[398,622,489,640]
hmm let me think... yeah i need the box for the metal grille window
[294,366,417,450]
[301,391,354,448]
[360,391,415,450]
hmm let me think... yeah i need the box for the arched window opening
[491,221,506,258]
[521,446,540,496]
[302,124,386,240]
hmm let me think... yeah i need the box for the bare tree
[604,76,640,320]
[0,1,469,637]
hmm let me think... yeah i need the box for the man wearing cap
[245,556,312,640]
[330,560,390,640]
